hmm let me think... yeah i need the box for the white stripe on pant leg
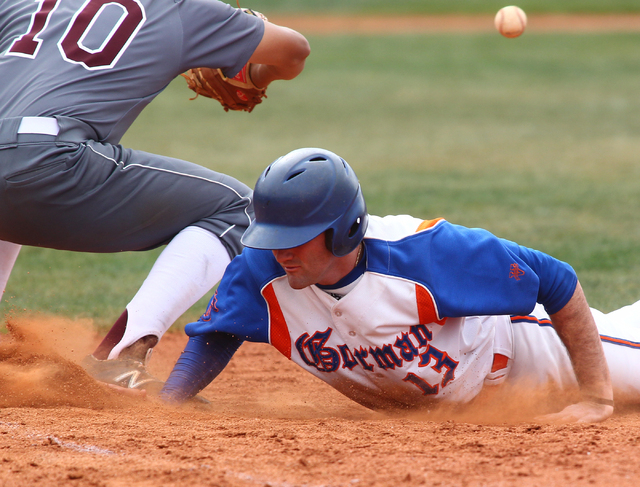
[0,241,21,296]
[107,226,232,359]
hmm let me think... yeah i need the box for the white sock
[107,226,232,359]
[0,241,21,297]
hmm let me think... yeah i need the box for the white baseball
[494,6,527,38]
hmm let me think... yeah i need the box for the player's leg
[0,240,21,298]
[0,138,252,254]
[0,127,252,390]
[81,226,232,392]
[91,226,231,361]
[508,304,579,393]
[591,301,640,402]
[72,143,252,389]
[509,302,640,405]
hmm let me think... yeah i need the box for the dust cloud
[0,315,132,408]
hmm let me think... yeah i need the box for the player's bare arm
[181,12,309,113]
[538,282,614,423]
[248,22,310,87]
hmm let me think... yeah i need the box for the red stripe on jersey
[415,284,446,326]
[262,282,292,359]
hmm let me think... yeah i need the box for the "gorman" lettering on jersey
[294,324,459,395]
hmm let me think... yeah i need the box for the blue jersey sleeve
[502,240,578,315]
[184,248,282,342]
[367,221,577,318]
[159,332,242,403]
[162,249,284,403]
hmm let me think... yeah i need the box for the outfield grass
[222,0,640,14]
[3,30,640,330]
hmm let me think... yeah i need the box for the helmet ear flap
[324,229,333,253]
[348,220,360,238]
[329,188,368,256]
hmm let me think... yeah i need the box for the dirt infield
[1,316,640,487]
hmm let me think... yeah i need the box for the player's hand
[535,400,613,423]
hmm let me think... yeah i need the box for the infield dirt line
[268,14,640,34]
[0,421,116,456]
[227,470,319,487]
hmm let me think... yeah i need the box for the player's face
[273,233,339,289]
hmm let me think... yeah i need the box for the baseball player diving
[0,1,309,390]
[159,148,640,423]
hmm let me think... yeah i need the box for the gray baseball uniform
[0,0,264,257]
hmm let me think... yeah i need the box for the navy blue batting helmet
[241,148,368,256]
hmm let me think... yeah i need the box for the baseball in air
[494,6,527,38]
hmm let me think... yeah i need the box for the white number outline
[6,0,63,59]
[58,0,146,71]
[5,0,146,70]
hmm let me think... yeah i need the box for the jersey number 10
[7,0,146,70]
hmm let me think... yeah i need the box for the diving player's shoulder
[365,214,447,241]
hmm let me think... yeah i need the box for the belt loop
[0,118,22,147]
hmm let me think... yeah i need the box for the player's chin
[285,271,313,290]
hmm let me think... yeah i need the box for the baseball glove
[182,8,268,113]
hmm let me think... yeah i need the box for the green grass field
[3,25,640,331]
[223,0,640,15]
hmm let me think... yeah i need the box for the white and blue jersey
[183,215,587,408]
